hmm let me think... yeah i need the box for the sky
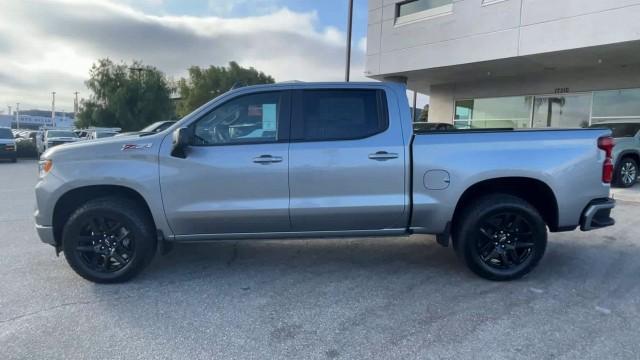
[0,0,381,113]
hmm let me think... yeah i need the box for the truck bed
[409,128,612,234]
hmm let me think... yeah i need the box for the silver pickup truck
[35,82,616,283]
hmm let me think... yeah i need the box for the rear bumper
[0,150,17,159]
[36,224,56,246]
[580,198,615,231]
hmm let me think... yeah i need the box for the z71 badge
[121,143,153,151]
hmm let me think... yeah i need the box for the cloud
[0,0,366,111]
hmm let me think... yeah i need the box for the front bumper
[580,198,615,231]
[36,224,56,246]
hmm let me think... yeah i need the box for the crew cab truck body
[34,82,616,283]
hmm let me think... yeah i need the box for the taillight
[598,136,615,184]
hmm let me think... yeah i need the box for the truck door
[288,88,407,231]
[159,90,292,236]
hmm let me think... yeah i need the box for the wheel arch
[52,185,155,246]
[451,177,560,235]
[617,151,640,166]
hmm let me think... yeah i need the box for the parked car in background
[86,128,121,140]
[116,120,176,137]
[75,130,89,139]
[590,121,640,187]
[0,127,17,162]
[91,131,119,140]
[38,129,80,155]
[35,82,616,283]
[414,122,456,131]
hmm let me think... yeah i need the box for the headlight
[39,159,53,177]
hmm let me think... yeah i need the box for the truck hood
[0,138,15,145]
[42,132,165,161]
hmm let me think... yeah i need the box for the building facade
[0,110,74,130]
[366,0,640,128]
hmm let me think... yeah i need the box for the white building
[0,111,74,129]
[366,0,640,128]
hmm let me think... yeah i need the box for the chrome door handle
[253,155,283,164]
[368,151,399,161]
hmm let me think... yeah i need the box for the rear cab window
[292,89,388,141]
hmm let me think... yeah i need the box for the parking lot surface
[1,160,639,359]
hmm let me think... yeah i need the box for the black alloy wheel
[62,197,157,283]
[476,212,535,270]
[74,216,135,273]
[454,194,547,281]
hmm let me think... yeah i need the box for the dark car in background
[590,121,640,187]
[0,127,17,163]
[413,122,456,132]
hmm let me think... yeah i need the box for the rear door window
[294,89,388,141]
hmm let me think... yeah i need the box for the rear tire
[615,157,638,188]
[453,194,547,281]
[62,197,157,283]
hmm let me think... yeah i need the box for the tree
[176,61,274,118]
[418,104,429,122]
[76,59,174,131]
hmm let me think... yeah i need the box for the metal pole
[15,103,20,129]
[51,92,56,127]
[345,0,354,82]
[412,91,418,122]
[74,91,79,120]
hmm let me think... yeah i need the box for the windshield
[47,130,78,138]
[141,121,174,133]
[590,122,640,137]
[0,128,12,139]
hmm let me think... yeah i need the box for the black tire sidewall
[62,199,156,283]
[456,195,547,281]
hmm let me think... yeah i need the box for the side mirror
[171,127,191,158]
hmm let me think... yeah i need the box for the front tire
[62,197,157,283]
[453,194,547,281]
[615,157,638,188]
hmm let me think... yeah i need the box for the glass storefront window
[453,88,640,129]
[454,97,532,129]
[454,99,473,129]
[592,88,640,121]
[532,94,592,128]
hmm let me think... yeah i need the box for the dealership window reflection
[454,96,532,129]
[592,88,640,124]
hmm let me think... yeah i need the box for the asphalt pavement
[1,160,639,360]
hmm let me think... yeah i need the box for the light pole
[74,91,79,120]
[51,92,56,127]
[15,103,20,129]
[345,0,354,82]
